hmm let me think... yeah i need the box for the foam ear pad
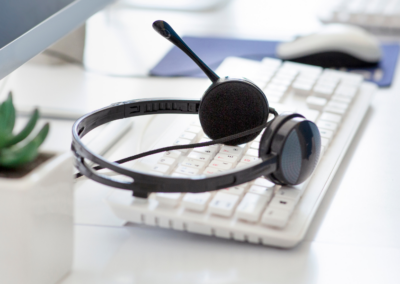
[199,80,269,145]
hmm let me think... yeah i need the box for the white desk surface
[3,0,400,283]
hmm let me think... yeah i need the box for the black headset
[71,20,321,198]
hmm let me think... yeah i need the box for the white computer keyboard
[319,0,400,32]
[107,57,376,248]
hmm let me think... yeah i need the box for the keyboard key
[264,88,285,99]
[187,151,212,163]
[190,119,201,126]
[327,100,349,110]
[317,120,339,134]
[253,80,267,89]
[321,137,330,148]
[193,145,219,155]
[209,160,234,170]
[158,156,177,167]
[180,158,206,170]
[222,186,246,197]
[174,165,199,175]
[248,185,274,198]
[275,188,302,201]
[186,125,202,134]
[173,138,192,153]
[319,112,342,124]
[253,178,275,188]
[171,173,187,177]
[276,68,299,79]
[214,153,240,163]
[236,162,248,168]
[332,94,354,105]
[269,197,298,212]
[271,77,293,87]
[292,81,314,96]
[296,108,320,122]
[240,156,260,164]
[335,85,358,98]
[318,75,340,86]
[208,192,240,217]
[272,103,296,114]
[236,193,269,222]
[269,96,282,103]
[265,83,288,93]
[313,85,335,99]
[174,137,192,145]
[164,150,182,159]
[296,73,319,83]
[182,192,212,211]
[324,105,347,115]
[237,182,251,189]
[261,207,291,228]
[250,141,260,149]
[153,164,170,174]
[198,137,212,143]
[319,129,334,140]
[155,193,182,207]
[179,131,197,141]
[306,96,328,110]
[264,92,284,103]
[203,167,225,175]
[245,149,259,157]
[282,61,323,75]
[220,145,245,155]
[260,57,282,71]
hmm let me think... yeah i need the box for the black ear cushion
[199,80,269,145]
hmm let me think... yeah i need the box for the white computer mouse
[276,24,381,68]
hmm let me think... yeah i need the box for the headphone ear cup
[260,114,321,185]
[258,113,304,160]
[199,79,269,146]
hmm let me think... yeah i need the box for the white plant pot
[0,152,74,284]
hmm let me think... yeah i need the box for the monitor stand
[30,25,86,66]
[0,25,90,120]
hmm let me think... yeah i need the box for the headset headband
[72,98,278,198]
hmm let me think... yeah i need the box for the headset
[71,20,321,198]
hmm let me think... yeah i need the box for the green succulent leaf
[4,109,39,147]
[0,92,16,148]
[0,123,49,168]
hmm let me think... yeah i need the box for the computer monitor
[0,0,114,81]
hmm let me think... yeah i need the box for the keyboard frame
[106,81,376,248]
[318,0,400,33]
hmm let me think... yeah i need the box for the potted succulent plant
[0,93,73,284]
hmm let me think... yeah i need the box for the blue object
[150,36,399,87]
